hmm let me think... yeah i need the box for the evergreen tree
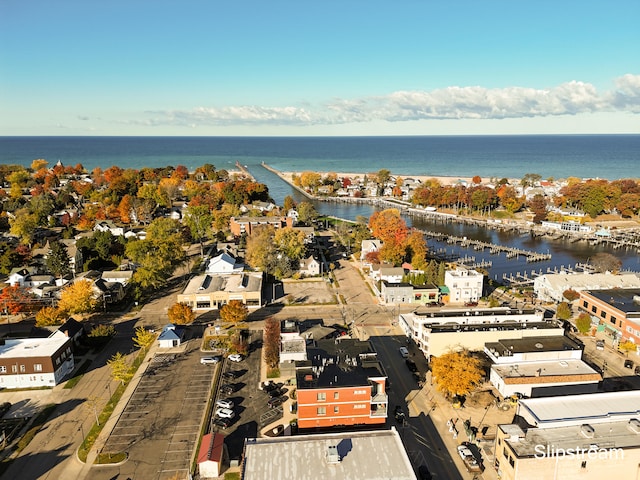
[46,241,71,278]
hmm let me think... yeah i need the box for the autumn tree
[108,352,132,385]
[283,195,296,212]
[431,349,484,399]
[528,194,548,224]
[263,317,281,370]
[575,313,592,334]
[0,285,35,316]
[133,326,155,351]
[368,209,409,265]
[167,302,195,325]
[563,289,580,302]
[274,227,306,262]
[9,208,38,245]
[35,306,66,327]
[245,225,277,272]
[404,230,428,271]
[619,340,638,354]
[57,280,97,316]
[184,205,213,257]
[556,302,572,321]
[296,201,318,225]
[219,300,248,329]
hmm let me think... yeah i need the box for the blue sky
[1,0,639,136]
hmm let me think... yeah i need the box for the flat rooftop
[242,429,416,480]
[486,335,583,355]
[0,337,69,359]
[296,338,385,389]
[502,419,640,458]
[492,359,600,384]
[518,391,640,428]
[586,288,640,315]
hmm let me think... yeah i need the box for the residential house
[299,256,321,277]
[8,267,38,287]
[295,337,387,430]
[93,220,125,237]
[0,336,74,389]
[206,253,243,274]
[100,270,134,286]
[359,239,382,264]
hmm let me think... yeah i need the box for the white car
[399,347,409,358]
[215,408,235,419]
[216,399,234,409]
[228,354,243,362]
[200,357,220,365]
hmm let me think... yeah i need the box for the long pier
[501,263,597,286]
[420,230,552,263]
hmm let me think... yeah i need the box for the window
[600,311,607,318]
[583,301,588,308]
[353,404,366,409]
[333,392,339,400]
[591,306,597,313]
[20,365,25,373]
[11,365,17,373]
[317,407,326,416]
[611,316,617,323]
[317,392,326,401]
[353,389,367,395]
[34,364,42,372]
[334,406,339,414]
[0,366,5,373]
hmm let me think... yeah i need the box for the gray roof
[242,429,416,480]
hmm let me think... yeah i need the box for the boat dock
[420,231,552,263]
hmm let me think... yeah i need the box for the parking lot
[209,336,282,462]
[93,339,217,480]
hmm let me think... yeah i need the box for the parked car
[394,405,405,423]
[216,399,234,409]
[228,354,243,362]
[220,384,236,395]
[457,444,482,473]
[213,417,232,430]
[596,340,605,351]
[267,395,287,408]
[0,402,11,417]
[215,408,235,419]
[635,366,640,376]
[405,359,418,372]
[624,359,634,369]
[269,387,287,398]
[223,371,242,380]
[200,356,220,365]
[457,445,474,461]
[399,346,409,358]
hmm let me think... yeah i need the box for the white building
[444,267,484,304]
[533,272,640,303]
[0,337,74,389]
[495,391,640,480]
[399,308,564,359]
[206,252,243,274]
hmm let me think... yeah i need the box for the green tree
[46,241,71,279]
[297,201,318,225]
[431,349,484,399]
[184,205,213,257]
[575,313,592,334]
[107,352,132,385]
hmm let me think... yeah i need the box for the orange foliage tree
[167,302,196,325]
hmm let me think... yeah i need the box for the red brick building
[579,288,640,347]
[229,216,293,237]
[295,338,388,430]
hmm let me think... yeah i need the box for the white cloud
[139,74,640,127]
